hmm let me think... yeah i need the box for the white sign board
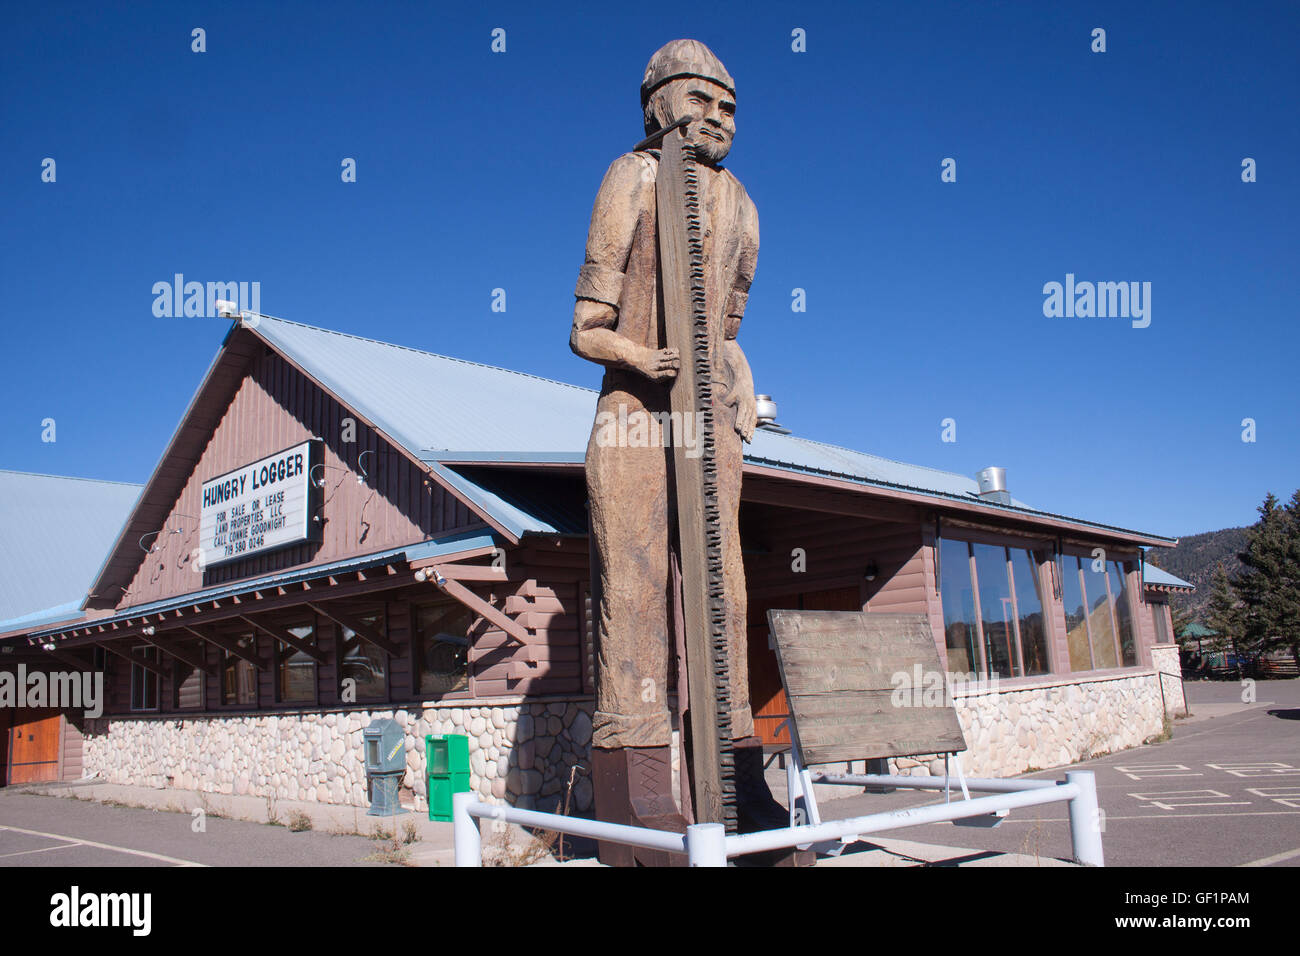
[199,440,320,568]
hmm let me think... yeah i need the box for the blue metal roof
[1143,563,1194,590]
[0,471,142,632]
[249,315,1172,543]
[254,315,1008,498]
[252,316,596,457]
[26,530,501,640]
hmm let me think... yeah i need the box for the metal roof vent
[975,466,1011,505]
[754,394,791,435]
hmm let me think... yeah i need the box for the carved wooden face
[650,78,736,164]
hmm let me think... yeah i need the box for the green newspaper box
[426,734,470,821]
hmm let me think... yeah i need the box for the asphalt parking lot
[0,792,403,867]
[1,680,1294,868]
[820,679,1300,867]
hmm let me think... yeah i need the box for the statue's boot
[591,745,688,867]
[732,736,815,867]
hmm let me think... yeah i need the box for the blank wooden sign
[766,609,967,766]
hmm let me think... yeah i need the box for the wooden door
[0,708,10,786]
[7,712,61,784]
[747,586,863,746]
[747,594,799,746]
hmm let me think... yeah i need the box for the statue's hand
[721,378,757,442]
[732,388,757,443]
[633,347,680,381]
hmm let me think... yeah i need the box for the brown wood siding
[60,716,83,782]
[117,349,484,610]
[100,537,593,714]
[743,505,921,613]
[469,538,588,699]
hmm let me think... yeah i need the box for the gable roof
[81,313,1178,615]
[250,315,1175,543]
[1143,563,1195,591]
[0,471,141,632]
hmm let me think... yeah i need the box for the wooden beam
[237,615,326,664]
[406,544,501,571]
[743,478,920,523]
[306,602,402,657]
[425,570,531,645]
[58,630,147,650]
[182,626,266,670]
[138,634,216,676]
[432,564,512,582]
[41,647,96,670]
[96,642,168,678]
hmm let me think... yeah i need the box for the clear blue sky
[3,0,1296,539]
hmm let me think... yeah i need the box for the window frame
[130,645,160,713]
[1057,549,1140,672]
[411,598,477,701]
[337,605,389,704]
[938,531,1055,680]
[220,630,260,709]
[277,616,320,706]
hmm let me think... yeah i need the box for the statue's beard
[691,126,731,165]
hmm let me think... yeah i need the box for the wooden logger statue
[570,39,789,865]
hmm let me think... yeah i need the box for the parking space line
[1245,786,1300,809]
[1113,764,1200,780]
[1240,846,1300,867]
[0,825,206,866]
[986,810,1300,823]
[1128,789,1251,810]
[0,842,80,860]
[1207,762,1300,777]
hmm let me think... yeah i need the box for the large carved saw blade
[653,123,736,830]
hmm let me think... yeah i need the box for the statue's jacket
[574,148,759,421]
[574,147,759,749]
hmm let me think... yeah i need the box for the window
[1152,602,1171,645]
[940,538,980,675]
[939,538,1053,679]
[1109,561,1138,667]
[1010,548,1051,676]
[973,542,1017,677]
[414,601,475,697]
[1058,554,1137,670]
[222,634,258,706]
[278,621,318,704]
[339,610,387,702]
[130,647,159,712]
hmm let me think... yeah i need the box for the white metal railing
[452,769,1103,867]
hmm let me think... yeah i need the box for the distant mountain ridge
[1146,526,1249,621]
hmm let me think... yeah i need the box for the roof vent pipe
[975,466,1011,505]
[754,395,791,435]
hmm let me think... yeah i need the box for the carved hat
[641,39,735,107]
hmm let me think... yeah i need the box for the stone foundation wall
[885,670,1166,778]
[1149,644,1187,716]
[83,696,594,813]
[84,671,1170,810]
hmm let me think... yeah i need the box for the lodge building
[0,315,1193,811]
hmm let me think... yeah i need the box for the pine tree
[1280,491,1300,668]
[1205,563,1241,667]
[1233,491,1300,663]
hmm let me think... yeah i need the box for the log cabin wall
[742,502,925,615]
[100,537,591,717]
[115,347,483,610]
